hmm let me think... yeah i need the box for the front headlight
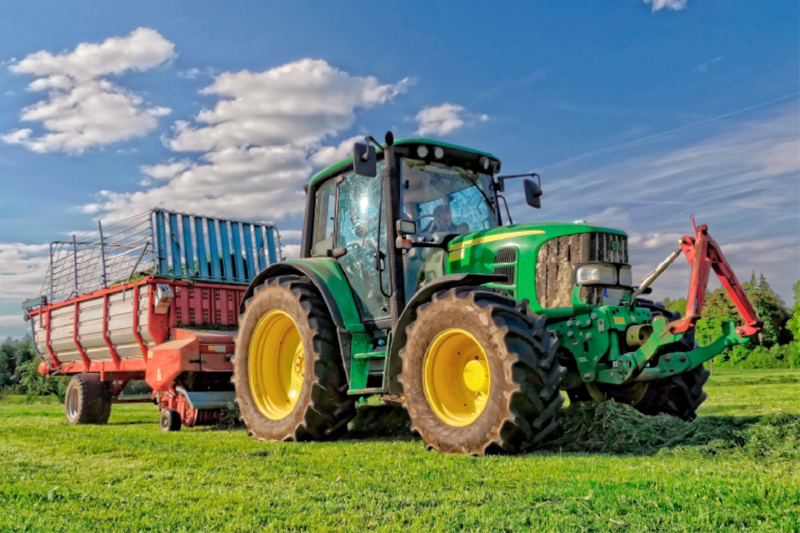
[618,265,632,287]
[575,264,617,285]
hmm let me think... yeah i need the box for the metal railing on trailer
[40,209,283,305]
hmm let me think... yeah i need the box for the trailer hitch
[667,217,762,338]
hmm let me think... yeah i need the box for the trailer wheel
[399,287,564,455]
[64,374,112,425]
[160,409,182,432]
[233,276,356,442]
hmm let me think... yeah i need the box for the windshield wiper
[457,171,495,214]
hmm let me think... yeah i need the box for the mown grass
[1,369,798,532]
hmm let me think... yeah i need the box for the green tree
[787,280,800,343]
[15,359,68,401]
[0,336,35,390]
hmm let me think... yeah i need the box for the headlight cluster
[573,263,632,287]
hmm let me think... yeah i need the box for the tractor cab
[301,137,510,327]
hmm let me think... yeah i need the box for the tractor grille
[494,247,517,264]
[493,247,517,286]
[535,233,628,308]
[492,265,516,285]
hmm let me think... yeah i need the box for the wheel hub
[248,310,305,420]
[422,328,491,427]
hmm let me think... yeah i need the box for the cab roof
[307,138,500,190]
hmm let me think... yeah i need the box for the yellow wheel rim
[422,328,491,427]
[248,310,306,420]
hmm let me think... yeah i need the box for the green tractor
[233,133,761,455]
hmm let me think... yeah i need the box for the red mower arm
[667,218,763,338]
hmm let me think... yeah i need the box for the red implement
[668,217,763,338]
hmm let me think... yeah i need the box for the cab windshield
[400,158,497,241]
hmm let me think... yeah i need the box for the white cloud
[2,28,175,153]
[169,60,411,152]
[4,91,13,97]
[282,244,301,259]
[415,103,466,136]
[643,0,687,11]
[141,160,191,180]
[85,59,410,223]
[279,229,303,241]
[178,67,215,80]
[0,243,51,304]
[0,315,25,328]
[310,135,362,168]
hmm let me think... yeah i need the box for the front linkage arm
[667,217,762,338]
[596,219,763,385]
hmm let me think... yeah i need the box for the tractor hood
[446,222,630,313]
[447,222,627,255]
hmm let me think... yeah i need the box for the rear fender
[240,259,363,384]
[386,273,506,395]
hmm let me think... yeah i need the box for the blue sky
[1,0,798,337]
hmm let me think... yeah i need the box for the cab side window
[311,179,337,256]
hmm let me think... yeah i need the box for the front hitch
[593,219,762,385]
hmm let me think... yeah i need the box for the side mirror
[353,142,377,177]
[524,178,543,209]
[396,219,417,236]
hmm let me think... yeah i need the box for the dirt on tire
[233,275,356,442]
[399,287,564,455]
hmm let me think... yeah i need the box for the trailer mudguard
[240,258,363,332]
[386,273,506,395]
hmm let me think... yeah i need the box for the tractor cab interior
[399,158,497,300]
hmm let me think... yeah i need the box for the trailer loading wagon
[22,209,282,430]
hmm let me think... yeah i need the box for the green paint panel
[283,258,365,332]
[348,332,374,391]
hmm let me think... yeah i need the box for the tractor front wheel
[233,276,356,442]
[400,287,564,455]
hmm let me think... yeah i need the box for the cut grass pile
[545,401,799,459]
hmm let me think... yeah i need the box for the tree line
[2,272,798,398]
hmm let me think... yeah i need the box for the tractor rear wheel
[64,373,112,425]
[400,287,564,455]
[233,276,356,442]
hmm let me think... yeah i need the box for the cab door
[334,165,391,322]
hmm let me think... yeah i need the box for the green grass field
[1,369,798,532]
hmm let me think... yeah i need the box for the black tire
[399,287,564,455]
[345,404,413,439]
[233,275,356,442]
[160,408,182,432]
[64,374,112,425]
[567,300,709,420]
[635,364,710,421]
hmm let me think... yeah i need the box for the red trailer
[22,209,282,430]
